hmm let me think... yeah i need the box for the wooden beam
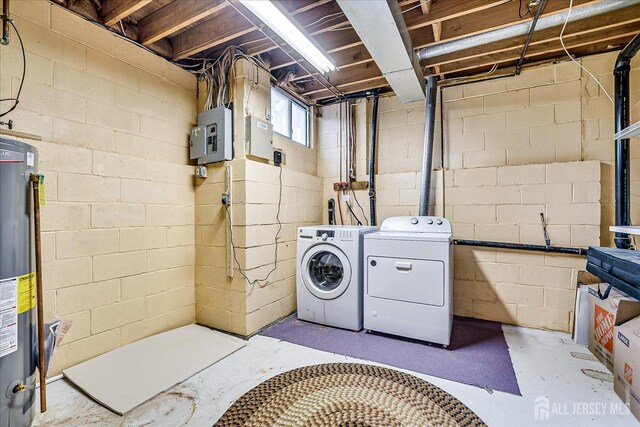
[424,9,640,68]
[268,0,507,70]
[138,0,229,45]
[431,21,442,75]
[404,0,511,32]
[101,0,152,26]
[308,25,637,102]
[420,0,431,15]
[171,8,255,60]
[173,0,336,60]
[411,0,596,49]
[440,34,634,76]
[309,77,389,101]
[300,62,382,95]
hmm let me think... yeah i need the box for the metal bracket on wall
[540,212,551,248]
[225,165,233,278]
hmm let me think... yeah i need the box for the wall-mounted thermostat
[245,115,273,161]
[190,106,232,165]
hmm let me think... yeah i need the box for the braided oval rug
[214,363,486,427]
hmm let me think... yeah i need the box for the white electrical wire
[560,0,614,104]
[183,46,272,112]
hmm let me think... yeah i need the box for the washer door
[301,244,352,300]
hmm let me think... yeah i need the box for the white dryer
[297,225,377,331]
[364,216,453,346]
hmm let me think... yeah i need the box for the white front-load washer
[364,216,453,345]
[297,225,377,331]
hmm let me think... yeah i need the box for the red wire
[336,191,344,225]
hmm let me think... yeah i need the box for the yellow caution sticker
[17,273,36,314]
[39,175,46,206]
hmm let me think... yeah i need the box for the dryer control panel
[380,216,451,234]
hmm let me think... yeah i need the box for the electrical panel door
[189,106,232,164]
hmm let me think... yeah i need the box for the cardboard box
[574,271,602,346]
[614,316,640,422]
[587,283,640,372]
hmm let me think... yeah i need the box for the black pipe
[515,0,547,75]
[614,33,640,249]
[453,239,587,256]
[316,90,379,106]
[368,94,379,226]
[419,75,439,216]
[1,0,10,46]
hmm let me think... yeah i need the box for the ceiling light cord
[559,0,614,105]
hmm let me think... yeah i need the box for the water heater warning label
[0,277,18,358]
[17,273,36,314]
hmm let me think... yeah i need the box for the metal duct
[419,75,439,216]
[337,0,425,102]
[416,0,640,62]
[369,94,379,226]
[614,33,640,249]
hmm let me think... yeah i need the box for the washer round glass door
[301,244,352,300]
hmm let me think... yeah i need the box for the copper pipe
[1,0,9,45]
[29,174,46,413]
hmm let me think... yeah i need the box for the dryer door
[301,244,352,300]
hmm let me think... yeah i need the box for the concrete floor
[34,324,639,427]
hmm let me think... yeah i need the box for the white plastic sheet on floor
[63,324,245,415]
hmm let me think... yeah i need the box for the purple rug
[260,314,521,396]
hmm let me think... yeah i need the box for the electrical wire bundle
[181,46,272,111]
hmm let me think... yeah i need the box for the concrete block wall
[315,54,632,333]
[0,3,197,374]
[579,51,640,246]
[195,60,322,336]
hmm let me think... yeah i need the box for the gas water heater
[0,138,38,427]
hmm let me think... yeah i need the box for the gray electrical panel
[190,106,233,165]
[245,115,274,161]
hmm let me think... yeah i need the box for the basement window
[271,87,309,146]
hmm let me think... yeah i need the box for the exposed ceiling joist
[171,8,255,60]
[309,77,389,101]
[267,0,509,71]
[425,8,640,68]
[420,0,431,15]
[138,0,228,45]
[440,34,635,75]
[404,0,511,31]
[301,62,382,95]
[102,0,152,26]
[308,6,639,102]
[413,0,595,50]
[171,0,334,60]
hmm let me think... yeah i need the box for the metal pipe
[416,0,640,62]
[1,0,9,46]
[515,0,547,75]
[316,90,378,106]
[419,75,439,216]
[614,33,640,249]
[30,174,47,413]
[368,94,379,226]
[453,239,587,256]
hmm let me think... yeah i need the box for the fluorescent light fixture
[240,0,337,74]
